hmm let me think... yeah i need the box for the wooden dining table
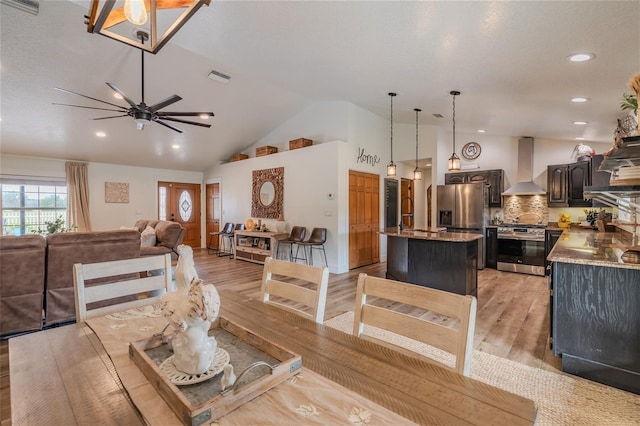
[10,290,537,425]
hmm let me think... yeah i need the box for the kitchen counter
[547,228,640,270]
[380,228,483,242]
[381,228,479,297]
[548,227,640,394]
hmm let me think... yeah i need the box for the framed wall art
[105,182,129,203]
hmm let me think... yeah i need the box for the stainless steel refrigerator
[437,183,489,269]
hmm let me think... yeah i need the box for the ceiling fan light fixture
[86,0,211,54]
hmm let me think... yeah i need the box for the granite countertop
[380,228,484,242]
[547,228,640,270]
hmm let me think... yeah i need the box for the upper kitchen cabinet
[547,161,591,207]
[444,169,504,207]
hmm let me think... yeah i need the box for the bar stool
[222,223,245,258]
[295,227,328,267]
[277,226,306,261]
[208,222,234,255]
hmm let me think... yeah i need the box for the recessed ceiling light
[573,121,588,125]
[571,97,590,103]
[172,144,180,149]
[95,131,106,137]
[574,137,585,140]
[113,93,123,100]
[477,129,486,133]
[567,53,595,62]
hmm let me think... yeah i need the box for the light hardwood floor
[0,249,562,424]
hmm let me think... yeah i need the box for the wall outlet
[324,210,332,216]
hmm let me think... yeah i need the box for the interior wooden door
[158,181,201,248]
[349,170,380,269]
[205,183,220,249]
[401,178,415,229]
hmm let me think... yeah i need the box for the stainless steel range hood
[502,137,546,195]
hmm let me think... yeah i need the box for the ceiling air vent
[1,0,39,15]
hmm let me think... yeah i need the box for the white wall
[1,154,202,232]
[205,142,342,271]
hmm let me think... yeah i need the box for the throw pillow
[140,225,157,247]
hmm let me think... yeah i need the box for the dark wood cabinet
[552,261,640,394]
[487,170,504,207]
[547,161,591,207]
[444,173,466,184]
[568,162,591,206]
[590,155,611,207]
[544,229,562,275]
[486,227,497,269]
[444,169,503,207]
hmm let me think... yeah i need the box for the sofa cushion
[141,226,157,247]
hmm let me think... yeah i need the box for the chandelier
[85,0,211,54]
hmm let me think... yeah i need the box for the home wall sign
[356,147,381,167]
[251,167,284,219]
[105,182,129,203]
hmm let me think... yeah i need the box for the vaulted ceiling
[1,1,638,172]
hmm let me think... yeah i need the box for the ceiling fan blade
[54,87,125,109]
[105,83,139,109]
[160,116,212,128]
[148,95,182,112]
[92,114,129,120]
[154,119,184,133]
[52,103,127,113]
[156,112,215,117]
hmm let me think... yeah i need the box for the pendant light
[387,92,397,177]
[448,90,461,171]
[413,108,422,180]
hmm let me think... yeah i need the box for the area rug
[324,312,640,426]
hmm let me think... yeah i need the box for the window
[1,181,67,236]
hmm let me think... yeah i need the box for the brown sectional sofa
[1,220,186,336]
[44,229,141,326]
[0,235,46,336]
[135,219,185,261]
[0,229,142,335]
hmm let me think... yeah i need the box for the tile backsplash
[500,195,549,223]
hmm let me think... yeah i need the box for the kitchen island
[381,228,482,297]
[548,228,640,394]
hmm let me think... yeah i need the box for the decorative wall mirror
[251,167,284,219]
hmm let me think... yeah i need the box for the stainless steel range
[497,223,546,276]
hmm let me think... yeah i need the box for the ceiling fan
[53,31,214,134]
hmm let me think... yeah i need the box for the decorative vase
[245,218,254,231]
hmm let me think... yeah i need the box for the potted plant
[620,72,640,137]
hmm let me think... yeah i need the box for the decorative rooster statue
[161,245,221,374]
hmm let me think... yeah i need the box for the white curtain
[65,161,92,232]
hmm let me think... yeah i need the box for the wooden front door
[205,183,221,249]
[158,181,201,248]
[349,170,380,269]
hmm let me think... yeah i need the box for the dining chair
[73,253,173,322]
[260,256,329,323]
[353,273,477,376]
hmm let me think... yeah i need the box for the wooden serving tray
[129,316,302,426]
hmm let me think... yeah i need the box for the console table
[234,230,287,264]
